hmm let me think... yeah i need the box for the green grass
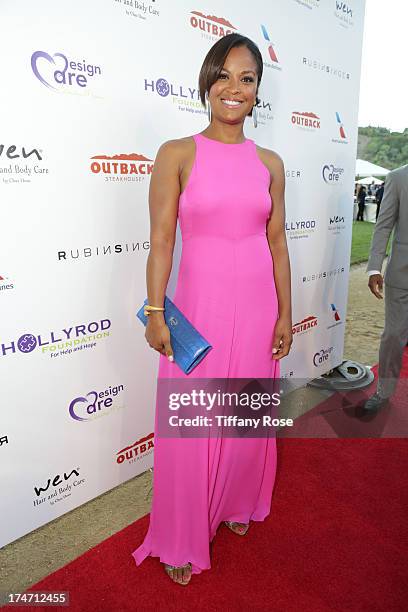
[350,221,392,266]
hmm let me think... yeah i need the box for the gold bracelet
[144,304,165,316]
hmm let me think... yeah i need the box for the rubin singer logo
[31,50,102,91]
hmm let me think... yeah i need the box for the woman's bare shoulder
[255,145,284,172]
[156,136,195,164]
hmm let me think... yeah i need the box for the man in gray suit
[365,164,408,410]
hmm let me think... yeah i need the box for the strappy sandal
[164,562,192,585]
[224,521,250,535]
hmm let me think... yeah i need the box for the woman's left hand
[272,316,293,360]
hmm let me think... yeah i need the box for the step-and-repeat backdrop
[0,0,365,547]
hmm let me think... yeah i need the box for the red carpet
[10,350,408,612]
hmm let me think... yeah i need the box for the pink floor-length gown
[132,133,280,574]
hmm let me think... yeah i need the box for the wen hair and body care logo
[189,11,236,40]
[114,0,159,21]
[31,51,102,95]
[0,142,48,185]
[334,1,354,28]
[33,466,85,508]
[90,153,154,182]
[69,383,125,422]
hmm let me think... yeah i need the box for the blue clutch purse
[136,296,212,374]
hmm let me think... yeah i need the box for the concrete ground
[0,262,386,595]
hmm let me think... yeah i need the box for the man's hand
[368,273,384,299]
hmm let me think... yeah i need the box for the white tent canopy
[355,159,390,177]
[356,175,384,185]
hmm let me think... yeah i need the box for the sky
[358,0,406,132]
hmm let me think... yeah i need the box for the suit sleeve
[366,173,399,273]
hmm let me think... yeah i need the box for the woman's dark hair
[198,33,263,116]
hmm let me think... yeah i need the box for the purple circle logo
[17,334,37,353]
[156,78,170,97]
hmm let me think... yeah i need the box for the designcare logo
[291,111,320,131]
[285,218,316,240]
[313,346,334,367]
[0,319,111,359]
[0,274,15,292]
[1,142,48,185]
[302,56,350,80]
[260,25,281,71]
[332,112,348,144]
[189,11,237,39]
[322,163,344,184]
[90,153,154,182]
[302,266,345,283]
[144,77,206,116]
[31,50,102,93]
[69,383,125,422]
[293,315,318,336]
[328,303,342,329]
[33,466,85,508]
[116,432,154,464]
[334,1,354,28]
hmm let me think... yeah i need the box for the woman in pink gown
[132,33,292,585]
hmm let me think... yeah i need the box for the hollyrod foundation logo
[302,56,350,80]
[313,346,334,367]
[57,240,150,261]
[90,153,154,182]
[285,218,316,240]
[189,11,236,40]
[260,25,281,71]
[0,274,15,293]
[33,466,85,508]
[328,303,342,329]
[0,141,49,185]
[144,77,206,116]
[302,267,345,283]
[116,432,154,465]
[334,1,354,28]
[291,111,320,131]
[293,315,318,336]
[322,163,344,184]
[332,112,348,144]
[0,319,111,359]
[69,384,125,422]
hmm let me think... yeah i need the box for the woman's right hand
[145,316,174,362]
